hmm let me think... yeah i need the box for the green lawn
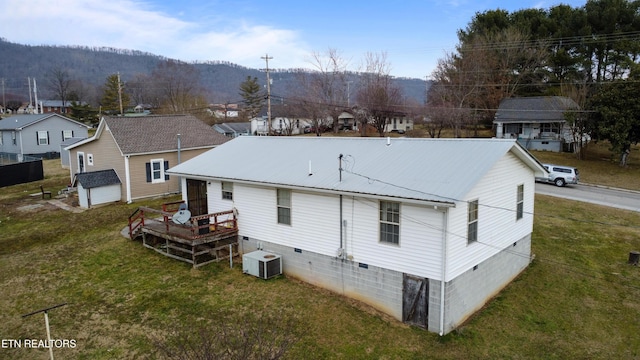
[0,155,639,359]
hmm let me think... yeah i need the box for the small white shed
[75,169,122,208]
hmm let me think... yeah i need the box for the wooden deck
[128,201,239,268]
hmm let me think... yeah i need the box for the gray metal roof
[168,137,543,205]
[494,96,579,123]
[0,114,89,130]
[76,169,121,189]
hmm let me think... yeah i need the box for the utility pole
[27,77,33,113]
[1,78,5,114]
[261,54,273,135]
[33,78,39,114]
[117,72,124,115]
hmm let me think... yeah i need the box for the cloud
[1,0,311,70]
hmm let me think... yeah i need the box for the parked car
[535,164,580,187]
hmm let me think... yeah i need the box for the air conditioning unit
[242,250,282,279]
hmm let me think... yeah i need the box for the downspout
[339,195,343,250]
[124,155,132,203]
[177,134,181,193]
[339,154,344,254]
[439,207,449,336]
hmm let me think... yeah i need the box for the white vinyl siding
[446,152,536,281]
[218,183,445,280]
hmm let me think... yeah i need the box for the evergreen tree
[100,74,130,114]
[239,76,264,120]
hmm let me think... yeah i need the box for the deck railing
[128,202,238,240]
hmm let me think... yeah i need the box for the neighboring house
[75,169,122,208]
[250,116,311,135]
[337,111,356,130]
[65,114,229,203]
[213,122,252,138]
[383,113,414,133]
[209,104,239,119]
[167,136,545,334]
[40,100,85,115]
[494,96,584,152]
[0,114,90,159]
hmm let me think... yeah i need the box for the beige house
[65,115,229,203]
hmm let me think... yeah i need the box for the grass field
[0,144,639,359]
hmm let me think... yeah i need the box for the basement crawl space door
[403,274,429,329]
[186,179,208,234]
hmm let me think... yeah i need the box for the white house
[250,116,311,135]
[494,96,586,152]
[167,136,546,334]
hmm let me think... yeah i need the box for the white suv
[536,164,580,187]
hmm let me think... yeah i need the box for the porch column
[495,122,503,138]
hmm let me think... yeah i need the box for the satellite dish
[172,209,191,225]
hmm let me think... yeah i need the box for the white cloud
[2,0,311,70]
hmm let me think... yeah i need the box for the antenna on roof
[338,154,344,182]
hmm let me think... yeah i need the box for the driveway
[535,183,640,212]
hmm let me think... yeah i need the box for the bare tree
[561,82,590,159]
[430,28,549,135]
[46,67,72,113]
[355,52,404,137]
[307,49,349,133]
[151,60,205,114]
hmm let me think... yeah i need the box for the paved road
[535,182,640,212]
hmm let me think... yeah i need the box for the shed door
[403,274,428,329]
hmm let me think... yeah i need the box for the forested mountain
[0,38,428,106]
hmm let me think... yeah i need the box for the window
[221,182,233,200]
[146,159,169,184]
[11,131,16,145]
[0,133,3,146]
[467,200,479,244]
[37,131,49,145]
[379,201,400,244]
[62,130,74,140]
[516,184,524,220]
[276,189,291,225]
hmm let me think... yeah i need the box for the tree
[45,67,72,113]
[306,48,349,133]
[239,76,264,120]
[5,99,22,113]
[588,79,640,165]
[355,52,404,137]
[151,60,204,114]
[69,102,99,124]
[99,73,129,115]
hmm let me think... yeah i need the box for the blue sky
[2,0,586,79]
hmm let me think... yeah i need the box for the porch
[128,201,239,268]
